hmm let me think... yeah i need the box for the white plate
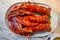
[5,2,58,37]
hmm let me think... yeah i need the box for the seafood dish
[7,1,51,38]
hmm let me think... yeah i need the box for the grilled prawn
[23,15,50,23]
[8,10,34,21]
[20,2,51,15]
